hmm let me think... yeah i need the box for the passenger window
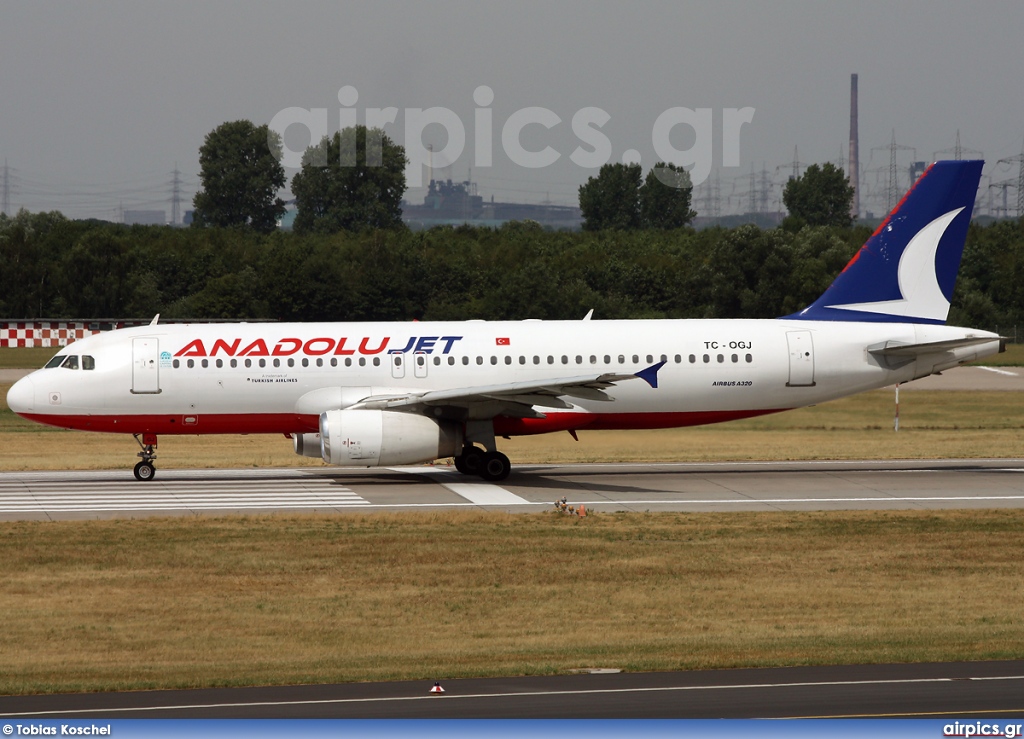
[618,355,625,364]
[717,354,724,363]
[745,354,753,363]
[433,356,441,366]
[561,356,568,364]
[216,359,223,368]
[82,355,95,370]
[589,355,596,364]
[489,356,496,365]
[448,357,455,366]
[575,356,582,364]
[547,356,554,364]
[273,359,280,368]
[604,355,610,364]
[418,356,426,366]
[62,355,79,370]
[316,358,323,367]
[476,356,483,365]
[173,359,180,369]
[632,355,639,363]
[231,359,238,368]
[187,359,195,369]
[731,354,738,363]
[395,356,402,367]
[533,356,540,365]
[202,359,209,368]
[372,357,380,366]
[689,355,696,363]
[245,359,252,368]
[259,359,266,368]
[703,354,710,363]
[462,356,469,365]
[518,356,526,365]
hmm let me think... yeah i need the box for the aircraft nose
[6,375,35,415]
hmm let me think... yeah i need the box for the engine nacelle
[293,432,322,458]
[319,409,461,467]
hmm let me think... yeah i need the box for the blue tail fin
[787,159,983,324]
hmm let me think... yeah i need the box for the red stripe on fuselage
[17,409,789,437]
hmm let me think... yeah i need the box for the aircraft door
[413,351,428,378]
[391,353,406,379]
[785,331,816,387]
[132,337,161,394]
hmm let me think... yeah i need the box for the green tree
[291,126,407,234]
[578,163,642,231]
[639,163,697,229]
[192,120,286,233]
[782,163,855,228]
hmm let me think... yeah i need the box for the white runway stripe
[390,466,532,505]
[0,469,368,512]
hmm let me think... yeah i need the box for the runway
[2,661,1023,718]
[1,458,1023,520]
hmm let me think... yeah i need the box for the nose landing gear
[133,433,158,481]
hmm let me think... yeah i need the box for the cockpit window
[45,355,66,369]
[61,355,79,370]
[82,355,95,370]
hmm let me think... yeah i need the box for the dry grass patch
[1,510,1023,694]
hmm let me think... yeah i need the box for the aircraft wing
[347,362,665,420]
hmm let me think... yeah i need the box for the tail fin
[788,159,983,324]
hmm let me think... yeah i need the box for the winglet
[635,360,666,389]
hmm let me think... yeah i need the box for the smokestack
[849,73,859,219]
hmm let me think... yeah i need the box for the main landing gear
[133,433,158,481]
[453,445,511,482]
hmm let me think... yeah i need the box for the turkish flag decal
[496,337,511,346]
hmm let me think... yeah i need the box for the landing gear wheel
[132,433,158,482]
[480,451,511,482]
[455,446,484,475]
[133,461,156,481]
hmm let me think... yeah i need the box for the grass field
[1,509,1022,694]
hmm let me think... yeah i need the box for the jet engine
[293,432,322,458]
[319,409,461,467]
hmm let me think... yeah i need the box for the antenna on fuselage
[582,309,594,321]
[150,314,160,326]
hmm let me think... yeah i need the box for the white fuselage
[6,318,1001,438]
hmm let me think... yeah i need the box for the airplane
[5,160,1003,482]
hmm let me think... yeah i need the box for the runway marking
[6,674,1022,717]
[978,366,1019,376]
[391,467,531,506]
[0,473,368,512]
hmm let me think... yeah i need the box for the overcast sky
[2,0,1023,220]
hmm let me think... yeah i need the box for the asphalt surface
[2,661,1022,718]
[1,458,1023,520]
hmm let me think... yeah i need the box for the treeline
[1,209,1022,331]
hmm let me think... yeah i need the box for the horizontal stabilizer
[868,336,1002,358]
